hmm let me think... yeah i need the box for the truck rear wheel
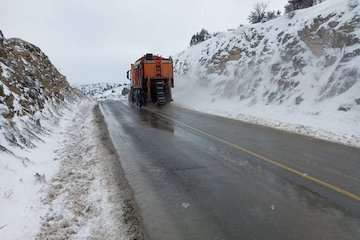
[134,89,145,108]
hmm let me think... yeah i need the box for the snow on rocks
[174,0,360,148]
[0,30,80,152]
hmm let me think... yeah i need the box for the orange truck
[126,53,174,107]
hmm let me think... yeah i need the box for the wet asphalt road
[100,100,360,240]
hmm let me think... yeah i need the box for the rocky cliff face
[0,31,78,151]
[174,0,360,146]
[0,31,72,118]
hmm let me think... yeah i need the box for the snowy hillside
[0,30,79,153]
[80,82,129,101]
[0,31,80,239]
[174,0,360,147]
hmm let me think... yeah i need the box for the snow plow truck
[126,53,174,107]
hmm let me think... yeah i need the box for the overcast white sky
[1,0,287,85]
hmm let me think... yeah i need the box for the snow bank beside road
[0,100,142,240]
[0,101,77,239]
[174,97,360,148]
[37,101,142,240]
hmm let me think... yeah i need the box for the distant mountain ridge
[79,82,129,100]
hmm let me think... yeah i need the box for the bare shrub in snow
[248,3,281,24]
[248,2,268,24]
[285,0,315,14]
[190,29,211,46]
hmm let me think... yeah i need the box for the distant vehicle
[127,53,174,107]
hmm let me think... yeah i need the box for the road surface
[100,100,360,240]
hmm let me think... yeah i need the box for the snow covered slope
[0,30,79,153]
[0,31,84,239]
[174,0,360,147]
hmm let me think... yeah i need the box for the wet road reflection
[138,108,175,134]
[101,101,360,240]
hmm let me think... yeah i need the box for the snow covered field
[0,101,141,240]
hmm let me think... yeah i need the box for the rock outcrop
[0,31,78,150]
